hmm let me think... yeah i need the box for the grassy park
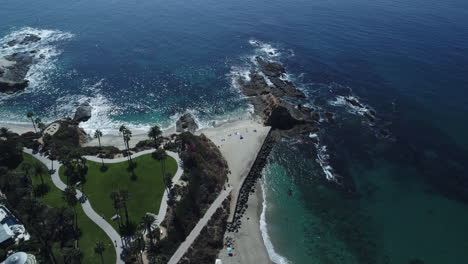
[20,154,116,264]
[59,153,178,232]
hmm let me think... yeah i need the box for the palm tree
[63,186,79,236]
[148,125,162,146]
[141,215,155,248]
[119,189,130,226]
[26,111,37,133]
[63,247,83,264]
[120,125,134,169]
[119,125,128,149]
[35,117,46,132]
[132,230,145,264]
[21,162,32,177]
[77,156,88,192]
[124,128,133,161]
[164,172,173,194]
[33,162,45,185]
[94,241,106,264]
[110,191,123,228]
[0,127,9,137]
[94,130,106,169]
[49,151,57,173]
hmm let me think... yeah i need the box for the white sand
[198,119,272,264]
[197,119,270,222]
[219,183,272,264]
[0,122,35,134]
[83,127,177,150]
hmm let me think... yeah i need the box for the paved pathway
[24,149,125,264]
[168,187,232,264]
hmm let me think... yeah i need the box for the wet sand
[218,183,272,264]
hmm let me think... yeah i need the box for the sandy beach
[197,120,272,264]
[0,122,36,134]
[197,119,271,221]
[219,183,272,264]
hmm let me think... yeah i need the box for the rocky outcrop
[240,57,318,133]
[176,113,198,133]
[0,34,42,94]
[0,53,35,94]
[6,34,41,47]
[256,56,285,78]
[256,56,305,98]
[73,101,92,122]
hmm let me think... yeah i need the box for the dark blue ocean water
[1,0,468,263]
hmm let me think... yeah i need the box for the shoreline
[197,119,273,264]
[219,182,272,263]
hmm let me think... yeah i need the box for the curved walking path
[24,149,124,264]
[25,148,183,264]
[168,186,232,264]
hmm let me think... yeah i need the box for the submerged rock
[73,101,92,122]
[241,72,270,96]
[6,34,41,47]
[0,53,35,94]
[256,56,285,78]
[176,113,198,133]
[324,112,335,123]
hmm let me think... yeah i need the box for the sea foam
[260,181,292,264]
[0,27,74,95]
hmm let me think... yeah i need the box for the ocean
[1,0,468,263]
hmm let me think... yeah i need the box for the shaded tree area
[0,131,23,169]
[42,122,81,158]
[0,136,78,263]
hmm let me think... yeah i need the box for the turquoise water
[2,0,468,263]
[263,137,468,263]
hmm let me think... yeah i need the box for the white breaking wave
[260,180,291,264]
[0,27,74,95]
[249,39,281,57]
[227,65,251,93]
[329,95,374,118]
[51,80,129,135]
[315,143,339,182]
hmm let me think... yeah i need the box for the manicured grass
[59,153,178,231]
[20,154,116,264]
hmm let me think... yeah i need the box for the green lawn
[20,154,116,264]
[59,153,178,232]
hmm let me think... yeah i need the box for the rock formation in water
[5,34,41,47]
[240,56,320,135]
[0,53,35,93]
[176,113,199,133]
[73,101,93,122]
[0,34,42,94]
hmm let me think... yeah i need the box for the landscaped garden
[21,154,116,264]
[59,153,178,232]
